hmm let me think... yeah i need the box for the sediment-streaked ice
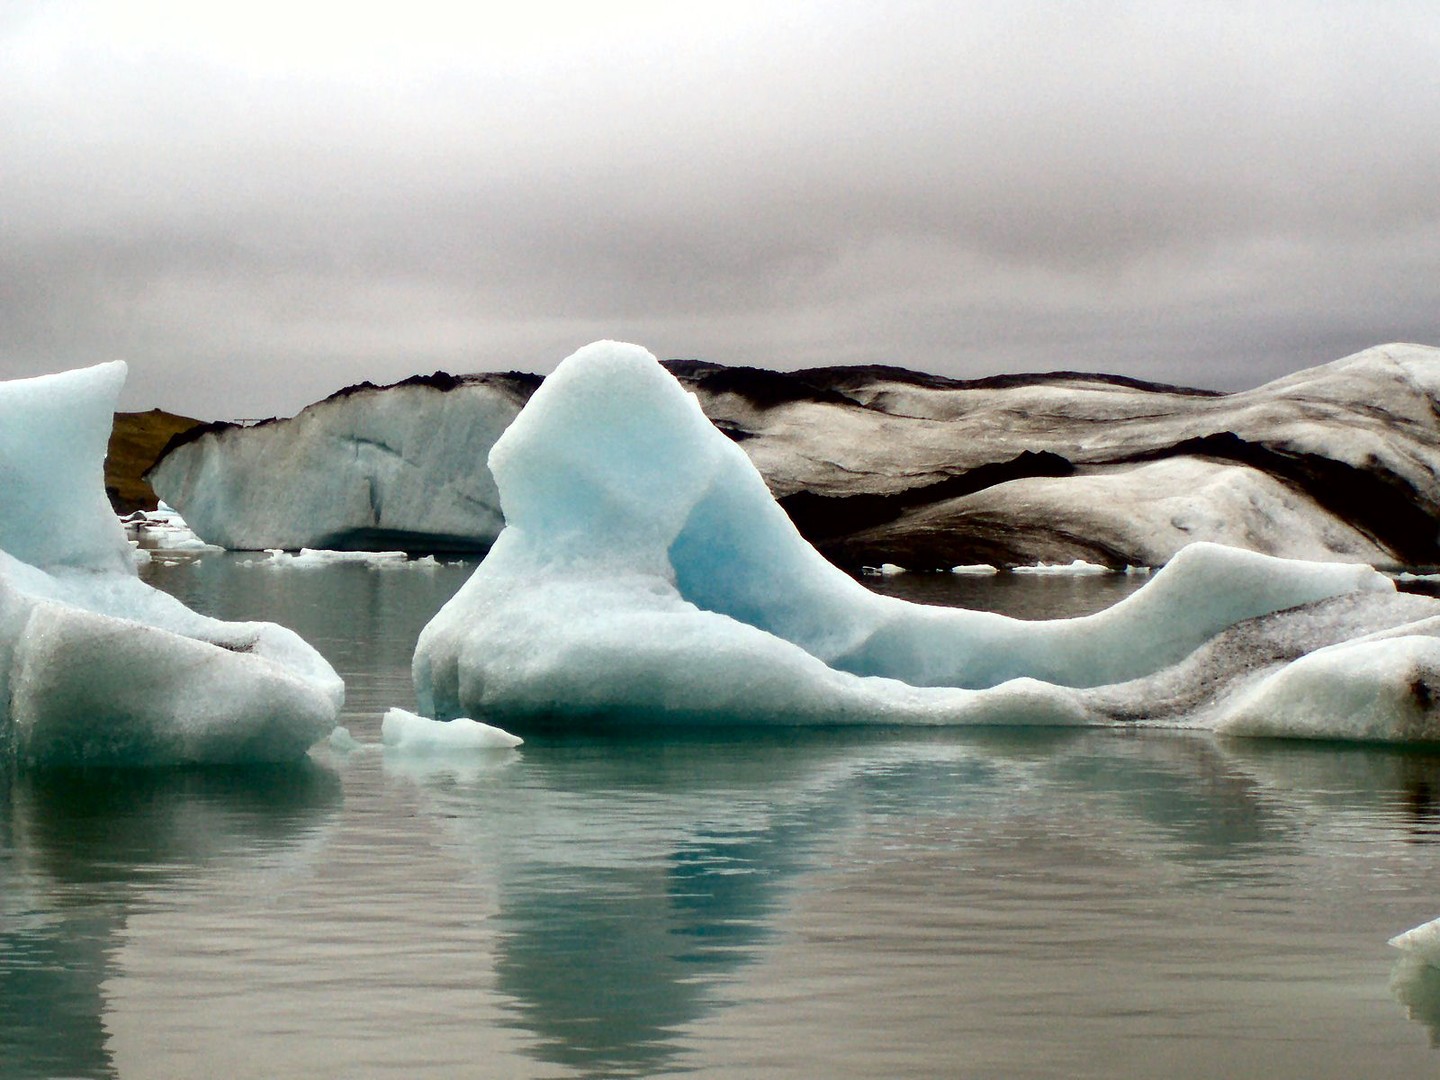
[1,363,343,766]
[414,341,1440,739]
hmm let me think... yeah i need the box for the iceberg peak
[0,360,133,574]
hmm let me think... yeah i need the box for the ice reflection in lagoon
[2,552,1439,1078]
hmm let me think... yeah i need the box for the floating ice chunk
[1012,559,1112,575]
[326,726,372,753]
[148,531,221,551]
[381,707,523,751]
[122,503,221,552]
[1,363,344,766]
[249,548,421,569]
[950,564,1000,575]
[1391,917,1440,968]
[414,341,1422,734]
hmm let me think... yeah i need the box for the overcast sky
[3,1,1438,418]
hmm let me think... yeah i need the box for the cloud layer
[3,1,1438,417]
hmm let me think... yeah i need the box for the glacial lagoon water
[5,552,1440,1078]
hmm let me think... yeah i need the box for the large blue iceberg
[1,362,343,765]
[414,341,1440,739]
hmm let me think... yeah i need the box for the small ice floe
[1390,917,1440,968]
[148,531,219,551]
[1394,571,1440,583]
[1012,559,1112,576]
[121,503,219,552]
[380,707,523,751]
[1124,565,1154,576]
[327,726,368,753]
[861,563,908,577]
[248,548,419,569]
[950,563,999,576]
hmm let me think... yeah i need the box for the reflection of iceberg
[1,363,343,765]
[1392,956,1440,1046]
[1,763,340,1079]
[390,727,1390,1076]
[415,342,1440,738]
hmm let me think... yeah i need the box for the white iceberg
[1,362,343,766]
[245,548,421,569]
[380,706,523,751]
[1391,917,1440,968]
[148,372,532,552]
[414,341,1440,737]
[1011,559,1112,576]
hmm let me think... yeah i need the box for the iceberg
[413,342,1440,738]
[148,372,535,552]
[1,363,343,766]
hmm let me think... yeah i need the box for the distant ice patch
[1012,559,1112,576]
[245,549,439,569]
[413,341,1440,740]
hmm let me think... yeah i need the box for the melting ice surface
[415,341,1440,739]
[0,363,343,765]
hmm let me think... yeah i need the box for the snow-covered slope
[1,363,343,766]
[412,342,1440,740]
[150,344,1440,568]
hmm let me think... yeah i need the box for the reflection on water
[0,762,340,1080]
[2,552,1439,1077]
[1392,956,1440,1046]
[382,729,1440,1078]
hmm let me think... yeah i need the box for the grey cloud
[2,1,1438,417]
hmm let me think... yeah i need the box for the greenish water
[3,552,1440,1078]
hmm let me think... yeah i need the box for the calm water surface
[4,553,1440,1078]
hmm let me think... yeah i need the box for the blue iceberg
[414,342,1440,738]
[1,362,343,765]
